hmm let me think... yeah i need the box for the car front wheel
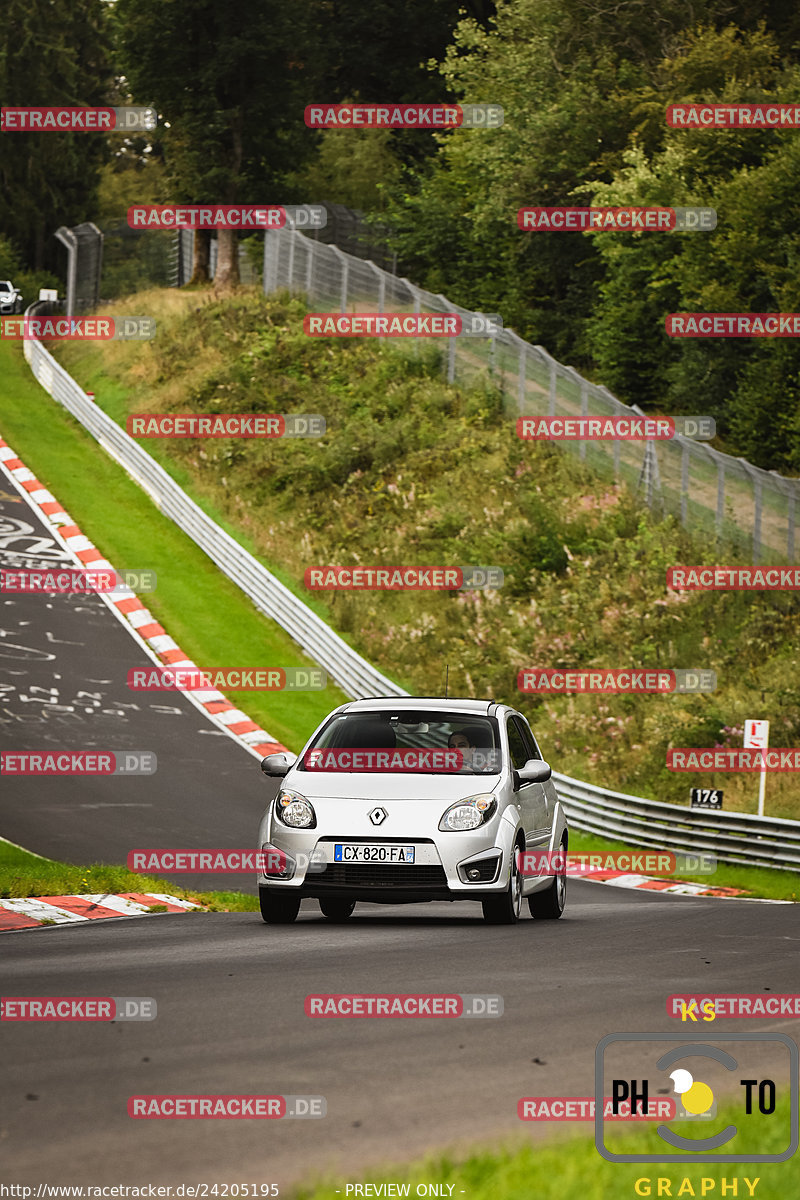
[481,844,522,925]
[527,835,567,919]
[259,888,301,924]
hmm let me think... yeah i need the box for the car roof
[341,696,498,716]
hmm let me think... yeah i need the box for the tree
[0,0,111,271]
[113,0,329,288]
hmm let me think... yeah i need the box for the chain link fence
[59,217,798,564]
[54,222,103,315]
[262,225,800,565]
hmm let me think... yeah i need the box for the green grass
[569,830,799,902]
[291,1094,798,1200]
[0,838,258,911]
[0,335,347,752]
[1,827,794,907]
[38,285,800,817]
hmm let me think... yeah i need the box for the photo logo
[595,1032,798,1163]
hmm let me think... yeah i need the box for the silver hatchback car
[257,697,568,925]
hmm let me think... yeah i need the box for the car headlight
[439,794,497,832]
[275,790,316,828]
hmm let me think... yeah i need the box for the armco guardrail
[20,311,800,872]
[556,771,800,872]
[22,310,400,701]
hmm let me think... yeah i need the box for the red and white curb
[0,893,202,932]
[0,434,288,759]
[580,871,790,902]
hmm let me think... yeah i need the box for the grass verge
[1,830,794,905]
[0,839,258,912]
[0,335,348,752]
[291,1093,797,1200]
[569,831,798,903]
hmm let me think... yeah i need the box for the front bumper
[257,823,514,902]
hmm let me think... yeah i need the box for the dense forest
[2,0,799,469]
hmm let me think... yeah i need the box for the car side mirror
[260,752,297,777]
[516,759,552,785]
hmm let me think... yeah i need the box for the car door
[510,710,554,854]
[505,715,550,855]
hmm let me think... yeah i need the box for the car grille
[314,863,448,889]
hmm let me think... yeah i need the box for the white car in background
[0,281,22,314]
[257,696,568,925]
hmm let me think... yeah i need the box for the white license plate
[333,843,416,864]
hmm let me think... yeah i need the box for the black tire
[482,843,523,924]
[319,898,356,922]
[259,888,301,924]
[527,836,567,920]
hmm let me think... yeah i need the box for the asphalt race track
[3,893,799,1185]
[2,470,800,1187]
[0,472,276,891]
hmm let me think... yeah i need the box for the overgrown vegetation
[53,289,800,817]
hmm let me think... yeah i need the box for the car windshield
[0,283,11,292]
[298,710,502,774]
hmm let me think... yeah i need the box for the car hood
[283,770,500,802]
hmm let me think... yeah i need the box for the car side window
[514,716,541,761]
[506,718,528,771]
